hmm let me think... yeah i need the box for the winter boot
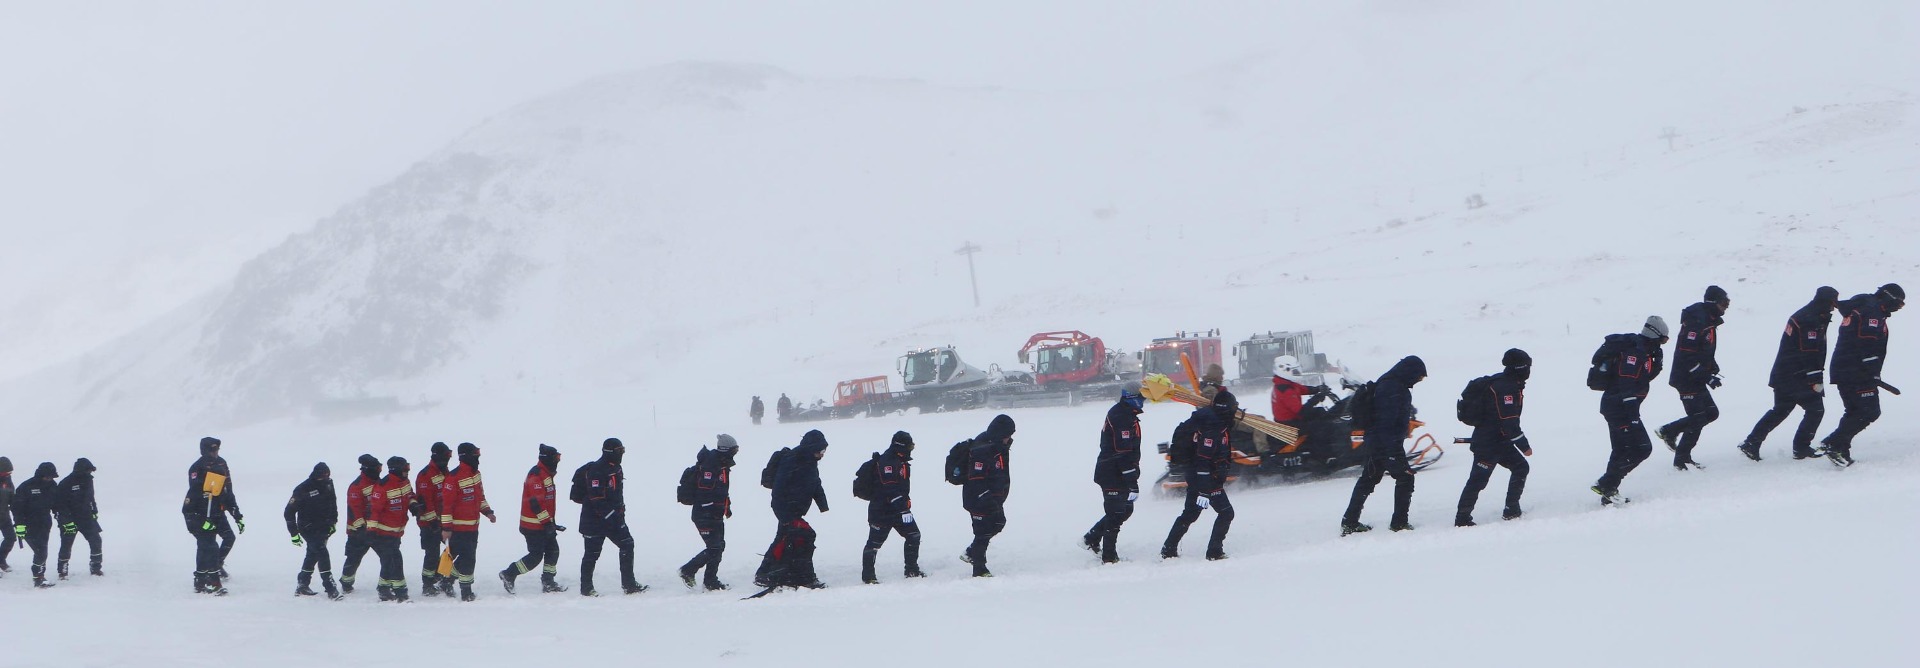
[903,565,927,579]
[1826,447,1854,468]
[703,579,730,591]
[498,569,517,594]
[1390,520,1416,532]
[1655,426,1679,452]
[89,553,103,576]
[1100,532,1120,564]
[540,572,568,593]
[1501,506,1523,521]
[438,576,455,598]
[57,559,70,580]
[421,573,441,597]
[340,575,355,595]
[1340,521,1372,537]
[1455,515,1476,527]
[205,572,227,596]
[1737,440,1763,461]
[295,570,318,596]
[679,564,699,589]
[861,549,880,584]
[1159,545,1178,559]
[1081,532,1101,553]
[459,581,477,602]
[320,572,342,600]
[377,584,395,602]
[392,586,410,603]
[34,574,55,589]
[622,582,649,595]
[219,568,231,580]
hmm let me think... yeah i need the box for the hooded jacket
[963,415,1016,512]
[283,463,339,535]
[1365,356,1427,454]
[1670,301,1724,390]
[1093,399,1145,489]
[868,439,913,516]
[689,446,734,519]
[182,455,240,523]
[0,458,13,527]
[12,463,61,529]
[571,448,627,535]
[772,430,830,519]
[55,459,98,525]
[1769,291,1837,388]
[1831,293,1894,386]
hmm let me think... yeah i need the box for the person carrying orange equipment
[413,442,452,596]
[500,444,567,594]
[437,442,496,601]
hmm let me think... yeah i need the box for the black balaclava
[457,442,480,468]
[199,436,222,458]
[1,456,13,475]
[430,441,452,469]
[36,462,58,479]
[387,456,410,480]
[537,444,561,471]
[73,458,96,475]
[357,454,382,480]
[1704,285,1730,314]
[1815,286,1840,309]
[889,430,915,457]
[310,462,330,481]
[602,438,625,465]
[1879,283,1906,312]
[1503,348,1533,382]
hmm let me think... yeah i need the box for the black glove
[1707,375,1724,389]
[551,523,567,533]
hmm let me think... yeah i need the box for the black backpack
[675,465,698,505]
[1347,381,1378,426]
[1166,418,1197,471]
[851,453,880,501]
[568,464,589,504]
[1457,374,1498,426]
[1588,336,1627,391]
[944,441,972,485]
[761,447,791,490]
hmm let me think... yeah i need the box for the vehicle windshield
[902,352,939,385]
[1144,347,1185,376]
[1036,343,1095,375]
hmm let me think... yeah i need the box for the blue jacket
[962,415,1015,513]
[1831,293,1893,386]
[1364,356,1426,455]
[1669,301,1723,390]
[1769,297,1834,388]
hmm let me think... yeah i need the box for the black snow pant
[964,505,1005,576]
[862,508,921,580]
[1598,399,1652,491]
[447,531,478,584]
[57,518,103,575]
[1086,486,1137,560]
[581,525,637,592]
[1,518,15,568]
[1747,382,1825,455]
[1164,487,1233,557]
[210,514,236,570]
[21,524,51,582]
[368,534,405,591]
[757,517,819,585]
[1344,453,1415,525]
[507,527,560,579]
[341,529,372,587]
[1457,444,1529,520]
[185,516,221,579]
[681,515,727,585]
[1823,384,1882,455]
[417,521,442,586]
[298,527,333,586]
[1660,386,1719,464]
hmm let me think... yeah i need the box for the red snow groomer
[984,330,1140,408]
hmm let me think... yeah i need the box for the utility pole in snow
[956,241,982,308]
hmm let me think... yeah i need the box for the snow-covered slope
[2,2,1916,666]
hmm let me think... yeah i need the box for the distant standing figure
[1821,283,1903,466]
[1739,286,1839,461]
[1589,317,1668,505]
[1,457,15,575]
[777,394,793,420]
[750,396,765,426]
[1657,286,1729,470]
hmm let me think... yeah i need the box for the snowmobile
[1153,387,1444,496]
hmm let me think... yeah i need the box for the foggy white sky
[0,0,1305,380]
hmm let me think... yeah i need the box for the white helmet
[1273,355,1304,381]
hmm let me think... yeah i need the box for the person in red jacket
[1271,355,1311,424]
[500,444,567,594]
[338,454,381,595]
[359,456,416,603]
[437,442,496,602]
[413,442,452,596]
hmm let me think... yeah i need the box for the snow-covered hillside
[2,2,1915,667]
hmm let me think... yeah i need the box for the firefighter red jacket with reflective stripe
[413,462,449,527]
[345,473,380,531]
[518,462,557,530]
[360,475,414,538]
[438,465,492,532]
